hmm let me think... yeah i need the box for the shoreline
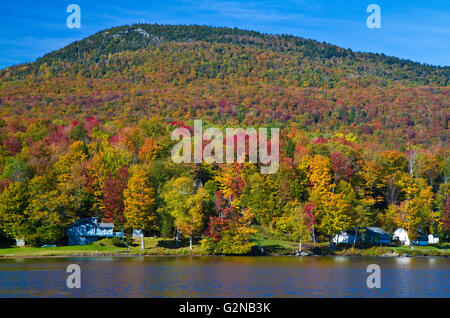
[1,237,448,259]
[1,251,449,259]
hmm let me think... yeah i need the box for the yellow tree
[121,126,143,163]
[87,142,130,210]
[25,174,73,246]
[393,176,436,241]
[307,154,332,220]
[284,200,316,250]
[86,151,108,210]
[317,192,353,242]
[246,172,281,228]
[0,182,29,242]
[417,152,439,186]
[54,141,89,216]
[379,150,408,205]
[162,176,206,249]
[54,141,87,186]
[123,165,157,248]
[308,155,333,193]
[306,155,354,243]
[358,159,385,207]
[218,208,257,255]
[182,186,207,250]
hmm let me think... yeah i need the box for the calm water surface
[0,256,448,297]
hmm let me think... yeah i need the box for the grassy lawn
[0,241,128,257]
[334,244,450,257]
[127,237,205,255]
[252,238,299,255]
[0,244,122,257]
[0,234,299,257]
[251,225,301,255]
[252,226,450,257]
[0,235,449,257]
[390,244,450,256]
[0,237,205,257]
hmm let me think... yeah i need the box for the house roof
[99,223,114,228]
[69,217,98,227]
[365,227,390,236]
[340,229,357,235]
[415,234,428,240]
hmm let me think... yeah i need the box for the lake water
[0,256,448,297]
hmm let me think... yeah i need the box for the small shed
[412,233,429,246]
[393,228,410,246]
[16,238,25,247]
[428,234,439,244]
[67,217,120,246]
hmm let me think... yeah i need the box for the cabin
[67,217,123,246]
[412,233,429,246]
[333,227,391,245]
[393,228,410,246]
[361,227,391,244]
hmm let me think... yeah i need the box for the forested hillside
[0,24,448,251]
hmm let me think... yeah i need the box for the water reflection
[0,256,448,297]
[395,257,411,265]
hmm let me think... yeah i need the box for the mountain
[0,24,449,148]
[4,24,450,85]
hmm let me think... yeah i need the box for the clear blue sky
[0,0,449,69]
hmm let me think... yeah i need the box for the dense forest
[0,24,448,252]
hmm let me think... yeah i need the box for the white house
[332,229,358,244]
[393,228,410,246]
[428,234,439,244]
[16,238,25,247]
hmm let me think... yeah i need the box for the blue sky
[0,0,449,69]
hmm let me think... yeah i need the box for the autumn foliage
[0,25,448,249]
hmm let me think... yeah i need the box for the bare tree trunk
[176,228,180,247]
[298,209,302,252]
[189,235,193,250]
[353,227,358,248]
[408,149,416,180]
[312,225,316,244]
[141,235,145,250]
